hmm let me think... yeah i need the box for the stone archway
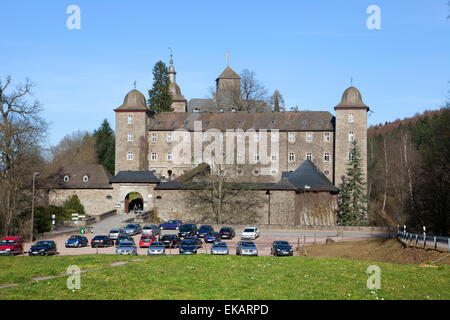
[124,192,143,213]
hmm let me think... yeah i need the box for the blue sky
[1,0,449,147]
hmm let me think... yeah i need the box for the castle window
[324,170,330,175]
[151,153,157,161]
[271,153,278,161]
[167,153,173,161]
[253,169,260,176]
[349,131,354,141]
[128,132,133,142]
[127,152,133,160]
[288,152,295,162]
[63,175,70,182]
[324,132,330,142]
[271,132,278,142]
[349,113,354,123]
[83,175,89,182]
[271,169,278,175]
[349,152,353,161]
[306,132,312,142]
[167,132,173,142]
[237,152,244,163]
[202,132,207,141]
[303,120,307,124]
[183,132,189,142]
[254,153,260,162]
[324,153,330,162]
[152,133,156,143]
[271,120,275,124]
[128,114,133,124]
[254,132,259,142]
[306,152,312,161]
[236,169,243,175]
[288,132,295,142]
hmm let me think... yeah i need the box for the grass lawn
[0,254,448,300]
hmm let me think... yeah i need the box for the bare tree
[185,164,266,224]
[0,76,48,236]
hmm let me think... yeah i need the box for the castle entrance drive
[124,192,143,213]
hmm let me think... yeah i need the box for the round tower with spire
[168,51,187,112]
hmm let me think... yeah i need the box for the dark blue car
[65,235,89,248]
[197,225,214,238]
[179,239,198,255]
[159,220,182,230]
[204,232,221,243]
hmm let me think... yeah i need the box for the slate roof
[110,171,160,184]
[149,111,335,131]
[115,89,148,111]
[216,66,241,80]
[187,98,271,113]
[43,165,113,189]
[282,160,339,192]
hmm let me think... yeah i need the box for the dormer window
[63,175,70,182]
[83,175,89,182]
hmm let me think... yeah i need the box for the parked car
[179,239,198,255]
[211,241,229,255]
[0,236,24,256]
[139,234,157,248]
[124,223,142,236]
[184,236,203,248]
[236,241,258,256]
[115,235,134,246]
[204,232,221,243]
[28,240,57,256]
[108,228,126,240]
[178,223,197,237]
[91,235,114,248]
[115,241,137,255]
[142,225,161,237]
[161,234,180,248]
[65,235,89,248]
[240,227,260,240]
[159,220,182,230]
[219,227,235,239]
[271,241,293,256]
[147,241,166,256]
[197,225,214,238]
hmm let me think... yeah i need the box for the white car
[240,227,260,240]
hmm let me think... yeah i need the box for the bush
[62,194,85,215]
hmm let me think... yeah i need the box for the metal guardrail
[397,230,450,252]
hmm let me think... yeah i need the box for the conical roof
[116,89,148,110]
[217,66,240,80]
[285,160,339,192]
[335,86,369,110]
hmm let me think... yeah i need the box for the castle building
[44,59,369,226]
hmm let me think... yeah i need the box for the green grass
[0,254,448,300]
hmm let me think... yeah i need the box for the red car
[0,236,24,255]
[139,234,157,248]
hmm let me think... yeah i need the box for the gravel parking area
[21,228,371,257]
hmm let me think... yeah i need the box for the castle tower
[168,56,187,112]
[215,66,241,109]
[114,89,150,174]
[333,86,369,187]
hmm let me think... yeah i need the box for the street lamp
[30,172,40,242]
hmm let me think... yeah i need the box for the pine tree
[93,119,115,174]
[337,140,367,225]
[269,90,285,112]
[147,61,173,114]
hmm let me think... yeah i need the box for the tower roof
[116,89,148,110]
[335,86,369,110]
[216,66,241,80]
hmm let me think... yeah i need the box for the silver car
[124,223,142,236]
[147,241,165,256]
[211,241,229,255]
[108,228,125,240]
[142,225,161,237]
[115,241,138,255]
[236,241,258,256]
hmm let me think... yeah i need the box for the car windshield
[168,220,178,224]
[241,241,255,247]
[69,236,80,240]
[199,226,212,231]
[126,224,137,228]
[33,241,52,247]
[243,228,255,232]
[150,242,164,247]
[119,241,134,247]
[0,239,14,245]
[141,236,152,240]
[181,240,196,246]
[180,224,194,231]
[110,229,120,233]
[220,228,231,232]
[274,241,290,246]
[213,242,227,247]
[143,225,154,229]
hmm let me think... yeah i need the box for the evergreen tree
[63,195,85,214]
[93,119,115,174]
[269,90,285,112]
[337,140,367,225]
[147,61,173,114]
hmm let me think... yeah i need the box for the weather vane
[169,46,173,64]
[133,80,136,89]
[226,48,229,66]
